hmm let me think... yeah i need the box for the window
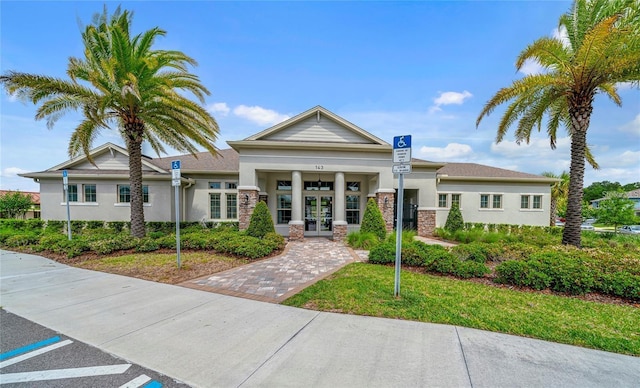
[520,195,530,209]
[451,194,461,207]
[277,181,292,190]
[210,193,221,218]
[492,195,502,209]
[67,184,78,202]
[438,194,448,208]
[277,194,292,224]
[84,184,96,202]
[480,194,489,209]
[118,185,149,203]
[209,182,221,189]
[346,182,360,192]
[346,195,360,224]
[304,181,333,191]
[225,182,237,190]
[226,194,237,219]
[533,195,542,209]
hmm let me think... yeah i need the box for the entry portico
[228,106,399,241]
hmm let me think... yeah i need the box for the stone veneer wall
[376,192,395,233]
[238,189,259,230]
[289,223,304,241]
[333,224,347,242]
[417,209,436,237]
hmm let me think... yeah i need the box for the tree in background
[0,191,33,219]
[0,7,219,238]
[542,171,570,225]
[360,198,387,241]
[246,201,275,238]
[583,181,640,202]
[596,190,637,232]
[476,0,640,247]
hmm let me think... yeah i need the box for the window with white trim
[451,194,461,207]
[438,194,447,208]
[521,194,542,209]
[84,184,96,202]
[226,194,237,219]
[480,194,502,209]
[345,182,361,225]
[66,184,78,202]
[117,185,149,203]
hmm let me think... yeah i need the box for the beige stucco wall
[434,181,551,227]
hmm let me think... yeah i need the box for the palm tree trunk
[125,122,146,238]
[549,198,557,227]
[562,97,592,247]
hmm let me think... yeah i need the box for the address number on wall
[315,165,324,170]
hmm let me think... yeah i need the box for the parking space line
[119,374,151,388]
[1,364,132,383]
[0,335,61,361]
[0,339,73,368]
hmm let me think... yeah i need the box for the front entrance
[304,195,333,236]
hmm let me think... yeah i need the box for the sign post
[171,160,181,269]
[392,135,412,298]
[63,170,71,240]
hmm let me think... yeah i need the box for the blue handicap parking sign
[171,160,181,170]
[393,135,411,149]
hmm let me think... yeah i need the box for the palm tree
[542,171,570,226]
[1,7,219,237]
[476,0,640,247]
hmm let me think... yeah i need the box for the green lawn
[283,263,640,356]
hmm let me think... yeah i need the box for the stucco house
[21,106,555,240]
[591,189,640,217]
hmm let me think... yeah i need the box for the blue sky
[1,0,638,192]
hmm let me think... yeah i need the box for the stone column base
[238,189,259,230]
[417,209,436,237]
[332,223,348,242]
[376,192,395,233]
[289,222,304,241]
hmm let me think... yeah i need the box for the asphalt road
[0,309,188,387]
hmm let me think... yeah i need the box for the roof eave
[438,176,558,184]
[227,140,392,152]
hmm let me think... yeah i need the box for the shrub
[360,198,387,241]
[368,242,396,264]
[45,220,65,233]
[444,202,464,232]
[136,237,160,252]
[85,221,105,230]
[107,221,128,233]
[70,220,86,234]
[4,233,40,247]
[347,231,380,250]
[495,260,551,290]
[450,242,489,263]
[89,236,135,254]
[429,250,459,274]
[24,219,45,231]
[147,222,174,233]
[262,232,286,252]
[156,234,177,249]
[246,201,275,238]
[456,261,490,279]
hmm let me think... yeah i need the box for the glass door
[305,195,333,236]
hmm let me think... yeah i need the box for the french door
[304,195,333,236]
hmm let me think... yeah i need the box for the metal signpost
[392,135,412,297]
[62,170,71,240]
[171,161,182,269]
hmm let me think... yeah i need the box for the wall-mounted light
[384,197,388,207]
[243,194,249,204]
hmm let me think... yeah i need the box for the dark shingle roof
[151,149,239,172]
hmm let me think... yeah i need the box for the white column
[334,172,345,223]
[291,171,303,223]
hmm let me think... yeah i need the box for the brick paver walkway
[181,238,362,303]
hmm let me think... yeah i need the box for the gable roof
[228,106,391,152]
[437,163,556,183]
[151,149,239,172]
[46,142,165,173]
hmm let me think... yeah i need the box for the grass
[283,263,640,356]
[75,251,249,284]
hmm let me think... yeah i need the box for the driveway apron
[180,238,362,303]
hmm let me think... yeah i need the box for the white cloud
[207,102,230,116]
[433,90,472,107]
[518,59,544,75]
[419,143,473,160]
[552,26,570,47]
[233,105,290,126]
[491,136,571,159]
[619,114,640,135]
[1,167,30,177]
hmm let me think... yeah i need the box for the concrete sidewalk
[1,249,638,387]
